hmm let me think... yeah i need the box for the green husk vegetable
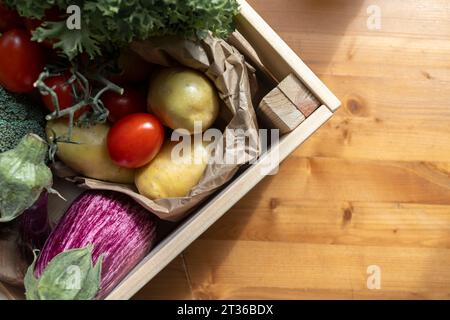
[5,0,240,60]
[0,134,53,223]
[25,245,102,300]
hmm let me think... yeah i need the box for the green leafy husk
[25,245,103,300]
[0,134,53,223]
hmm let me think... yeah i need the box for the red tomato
[107,113,164,168]
[41,73,88,119]
[101,86,147,123]
[0,1,23,32]
[109,49,153,84]
[0,29,45,93]
[42,74,74,111]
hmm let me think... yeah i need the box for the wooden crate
[0,0,340,300]
[105,0,340,300]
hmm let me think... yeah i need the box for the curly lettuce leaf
[33,21,103,60]
[5,0,240,60]
[4,0,54,18]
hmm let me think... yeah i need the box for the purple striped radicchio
[24,190,158,300]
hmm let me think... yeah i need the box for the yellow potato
[148,67,219,134]
[46,119,135,184]
[135,141,209,199]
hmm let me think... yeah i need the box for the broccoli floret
[0,86,47,153]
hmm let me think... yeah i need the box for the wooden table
[134,0,450,300]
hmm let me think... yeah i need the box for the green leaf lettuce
[5,0,240,59]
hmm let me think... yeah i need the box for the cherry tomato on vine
[41,73,88,119]
[101,86,147,123]
[0,1,23,32]
[42,74,74,111]
[0,29,45,93]
[107,113,165,169]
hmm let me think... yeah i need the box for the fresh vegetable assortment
[0,0,240,300]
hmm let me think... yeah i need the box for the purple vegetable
[25,190,158,300]
[0,221,28,286]
[0,191,50,286]
[19,191,51,261]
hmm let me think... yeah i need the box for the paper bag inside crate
[55,35,261,222]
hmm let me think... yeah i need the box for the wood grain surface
[134,0,450,300]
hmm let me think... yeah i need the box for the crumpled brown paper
[62,35,261,222]
[0,223,27,287]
